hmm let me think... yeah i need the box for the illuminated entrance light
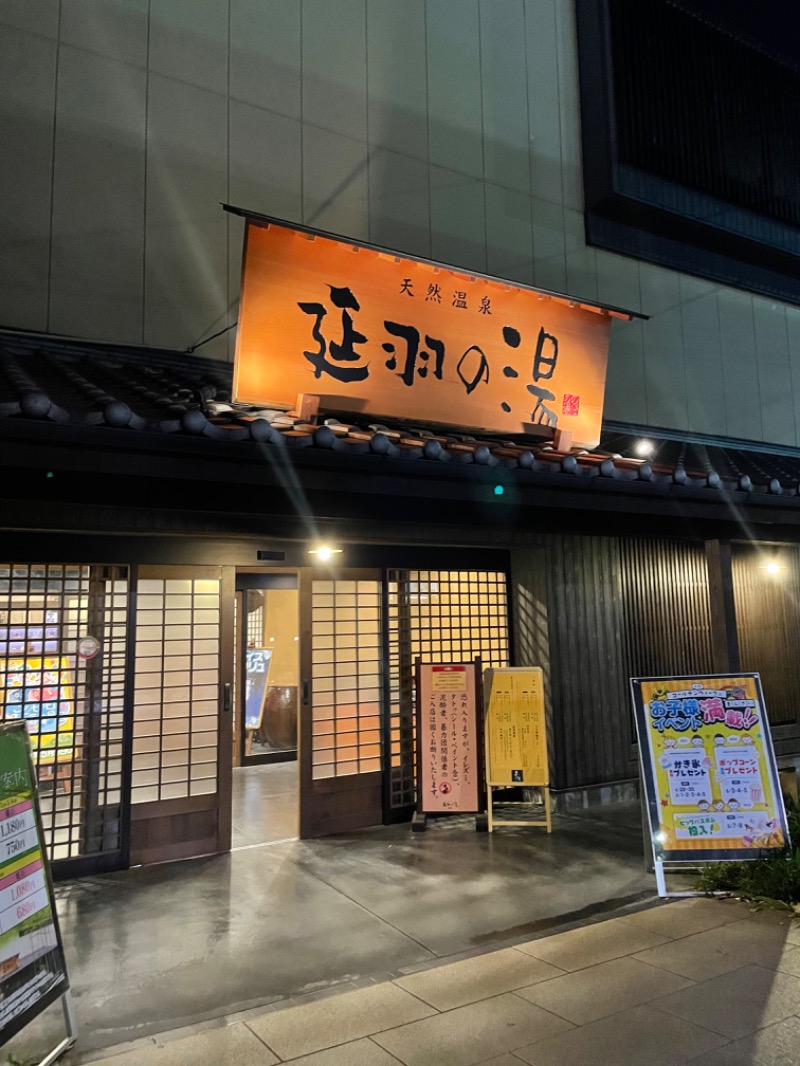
[764,561,783,576]
[635,439,655,458]
[308,544,343,562]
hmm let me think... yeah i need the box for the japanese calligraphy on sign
[484,668,548,787]
[631,675,789,863]
[233,219,626,447]
[416,663,481,814]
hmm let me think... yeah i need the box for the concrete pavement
[59,897,800,1066]
[5,799,653,1063]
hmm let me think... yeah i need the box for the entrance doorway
[233,573,299,847]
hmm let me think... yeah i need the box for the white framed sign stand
[632,674,791,901]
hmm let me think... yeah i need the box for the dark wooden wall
[733,546,800,729]
[513,534,721,791]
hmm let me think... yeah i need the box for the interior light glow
[635,439,655,458]
[765,561,782,575]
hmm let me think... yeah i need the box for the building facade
[2,0,800,879]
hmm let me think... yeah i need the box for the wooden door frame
[233,569,301,768]
[298,567,384,837]
[127,564,234,865]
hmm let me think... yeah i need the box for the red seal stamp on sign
[562,394,580,416]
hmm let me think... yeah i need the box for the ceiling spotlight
[635,439,655,458]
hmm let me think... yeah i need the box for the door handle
[223,682,232,713]
[302,679,310,706]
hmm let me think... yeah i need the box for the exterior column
[705,539,740,673]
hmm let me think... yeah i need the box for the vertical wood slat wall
[732,546,800,727]
[620,538,714,687]
[540,536,715,790]
[545,536,631,789]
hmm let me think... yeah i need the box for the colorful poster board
[632,674,789,862]
[244,648,273,731]
[415,662,483,814]
[0,723,69,1044]
[0,656,75,765]
[233,217,627,447]
[484,668,548,786]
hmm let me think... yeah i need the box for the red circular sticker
[78,636,101,660]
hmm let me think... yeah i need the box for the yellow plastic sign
[484,668,548,786]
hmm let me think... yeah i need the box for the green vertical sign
[0,723,70,1044]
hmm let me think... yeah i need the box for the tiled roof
[2,334,800,503]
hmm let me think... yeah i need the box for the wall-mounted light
[763,560,784,576]
[635,439,655,458]
[308,544,343,563]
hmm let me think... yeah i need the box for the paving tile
[371,992,573,1066]
[511,1003,728,1066]
[621,898,750,939]
[652,963,800,1040]
[632,924,789,982]
[687,1015,800,1065]
[282,1036,408,1066]
[246,983,436,1061]
[724,908,800,945]
[394,947,564,1010]
[514,916,670,972]
[88,1021,279,1066]
[515,956,694,1025]
[772,945,800,978]
[474,1057,530,1066]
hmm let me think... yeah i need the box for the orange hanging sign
[234,218,625,447]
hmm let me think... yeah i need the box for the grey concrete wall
[2,0,799,445]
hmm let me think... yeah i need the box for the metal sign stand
[652,858,704,899]
[36,991,78,1066]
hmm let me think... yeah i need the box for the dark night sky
[679,0,800,68]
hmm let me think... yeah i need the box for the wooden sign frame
[484,667,551,833]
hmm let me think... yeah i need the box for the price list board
[0,723,69,1045]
